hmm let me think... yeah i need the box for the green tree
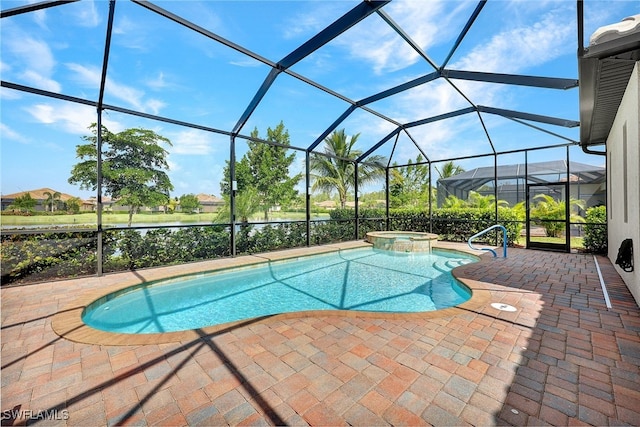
[442,194,467,209]
[435,160,465,179]
[9,193,37,212]
[221,122,301,221]
[466,191,508,209]
[43,191,62,212]
[310,129,387,208]
[220,156,251,196]
[69,124,174,226]
[389,154,430,208]
[214,187,261,224]
[166,197,179,214]
[179,194,201,213]
[531,194,585,237]
[65,196,82,214]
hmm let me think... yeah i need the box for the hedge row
[1,206,607,285]
[330,207,523,245]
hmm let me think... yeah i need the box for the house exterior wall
[607,62,640,304]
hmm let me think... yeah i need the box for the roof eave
[578,32,640,148]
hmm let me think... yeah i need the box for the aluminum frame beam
[357,72,440,106]
[307,106,358,153]
[505,116,579,144]
[477,106,580,128]
[356,107,476,163]
[280,1,390,70]
[233,0,389,136]
[97,0,116,109]
[132,0,273,67]
[442,70,578,89]
[405,106,477,129]
[377,9,439,70]
[440,1,487,69]
[1,0,78,18]
[357,128,402,163]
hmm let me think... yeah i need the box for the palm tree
[435,161,465,179]
[309,129,387,208]
[442,195,467,209]
[214,187,262,225]
[466,191,509,209]
[43,191,61,212]
[531,194,586,237]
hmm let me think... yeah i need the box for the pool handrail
[468,224,507,258]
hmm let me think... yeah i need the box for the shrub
[236,222,307,255]
[104,226,231,271]
[583,206,607,254]
[1,230,97,285]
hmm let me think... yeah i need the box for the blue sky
[1,0,637,199]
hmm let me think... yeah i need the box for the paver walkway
[2,244,639,426]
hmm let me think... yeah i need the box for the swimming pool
[82,247,476,334]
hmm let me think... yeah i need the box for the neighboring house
[195,193,224,213]
[83,196,127,212]
[314,200,356,209]
[579,15,640,304]
[314,200,337,210]
[1,188,77,212]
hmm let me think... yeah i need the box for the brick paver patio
[2,243,639,426]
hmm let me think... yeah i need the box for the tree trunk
[128,207,134,227]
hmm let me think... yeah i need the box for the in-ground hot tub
[366,231,438,253]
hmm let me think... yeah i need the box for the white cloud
[112,15,150,51]
[21,70,62,93]
[72,0,100,28]
[229,58,263,68]
[20,1,49,28]
[66,63,165,114]
[411,115,486,161]
[400,79,470,121]
[333,0,469,74]
[0,87,22,101]
[145,99,167,116]
[26,102,120,135]
[0,123,29,144]
[167,158,181,173]
[2,25,64,93]
[3,30,61,90]
[32,9,47,29]
[66,63,101,85]
[169,129,217,155]
[5,32,56,74]
[381,4,575,144]
[283,4,343,40]
[146,72,169,90]
[451,8,574,73]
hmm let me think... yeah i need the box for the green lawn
[0,211,328,227]
[1,212,212,226]
[515,235,584,249]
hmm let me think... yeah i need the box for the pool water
[83,248,476,334]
